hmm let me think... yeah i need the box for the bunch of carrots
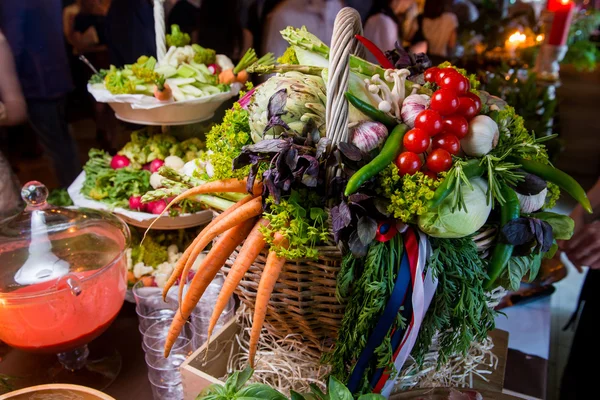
[150,178,286,366]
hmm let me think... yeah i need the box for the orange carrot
[164,219,256,357]
[153,77,172,101]
[144,179,263,235]
[206,218,270,344]
[218,69,249,85]
[248,232,289,367]
[161,194,255,299]
[176,197,264,303]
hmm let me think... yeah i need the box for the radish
[111,155,130,169]
[207,63,222,75]
[147,199,168,215]
[129,196,146,212]
[142,163,152,171]
[150,159,165,173]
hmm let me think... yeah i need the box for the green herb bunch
[326,235,403,394]
[260,190,330,260]
[413,236,496,365]
[203,103,254,181]
[378,165,442,222]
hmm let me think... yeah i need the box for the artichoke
[248,71,327,143]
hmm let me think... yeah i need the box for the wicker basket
[221,8,365,351]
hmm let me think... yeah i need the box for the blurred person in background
[421,0,458,60]
[104,0,156,66]
[0,29,27,218]
[169,0,252,61]
[452,0,479,27]
[363,0,419,62]
[560,178,600,399]
[262,0,343,58]
[0,0,81,188]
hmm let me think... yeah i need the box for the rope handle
[154,0,166,62]
[325,7,365,146]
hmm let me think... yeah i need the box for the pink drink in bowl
[0,181,130,389]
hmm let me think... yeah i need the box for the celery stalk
[193,194,235,211]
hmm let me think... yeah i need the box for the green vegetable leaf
[327,376,353,400]
[308,384,328,400]
[358,395,386,400]
[507,254,543,290]
[235,383,288,400]
[532,212,574,240]
[357,216,377,246]
[290,390,308,400]
[47,188,73,207]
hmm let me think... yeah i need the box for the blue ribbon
[346,250,412,393]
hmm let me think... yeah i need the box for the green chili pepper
[344,124,408,197]
[484,184,520,290]
[427,159,485,209]
[345,92,398,129]
[509,157,592,214]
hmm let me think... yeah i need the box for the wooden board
[472,329,509,393]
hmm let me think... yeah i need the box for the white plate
[68,171,213,230]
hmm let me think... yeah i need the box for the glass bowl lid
[0,181,131,298]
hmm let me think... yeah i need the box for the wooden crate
[181,324,508,400]
[181,319,241,400]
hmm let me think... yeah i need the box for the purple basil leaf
[246,139,290,154]
[285,147,298,171]
[316,137,331,160]
[502,218,535,246]
[327,177,347,199]
[338,142,362,162]
[268,88,288,118]
[374,198,391,217]
[246,164,258,193]
[348,193,371,204]
[357,216,377,246]
[540,220,554,253]
[300,156,319,187]
[349,230,369,258]
[330,205,350,238]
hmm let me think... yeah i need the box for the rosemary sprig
[483,154,524,207]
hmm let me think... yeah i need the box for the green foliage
[47,188,73,207]
[198,367,287,400]
[260,190,329,260]
[378,165,442,222]
[544,182,561,210]
[326,236,402,394]
[203,103,254,180]
[562,10,600,71]
[278,47,299,64]
[413,236,496,365]
[497,253,543,291]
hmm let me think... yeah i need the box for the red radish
[150,159,165,173]
[207,64,222,75]
[129,196,146,212]
[110,155,131,169]
[142,163,152,171]
[148,199,168,215]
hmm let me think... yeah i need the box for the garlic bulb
[350,121,388,152]
[164,155,185,170]
[517,188,548,213]
[401,94,430,128]
[150,172,165,189]
[461,115,499,157]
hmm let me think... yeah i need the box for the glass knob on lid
[0,181,130,296]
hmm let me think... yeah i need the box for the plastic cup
[133,281,179,317]
[191,297,234,348]
[136,307,176,334]
[145,352,187,386]
[150,380,183,400]
[143,319,194,358]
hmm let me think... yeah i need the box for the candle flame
[536,34,545,42]
[560,0,570,5]
[508,31,527,45]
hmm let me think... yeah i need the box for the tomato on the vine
[463,92,482,112]
[430,89,459,116]
[427,149,453,173]
[403,128,431,153]
[442,115,468,139]
[432,133,460,155]
[414,109,443,136]
[440,71,469,95]
[456,96,479,120]
[395,152,422,176]
[435,68,453,86]
[424,67,440,83]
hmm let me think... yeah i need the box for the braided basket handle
[325,7,365,146]
[153,0,167,62]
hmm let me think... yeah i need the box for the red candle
[547,0,575,46]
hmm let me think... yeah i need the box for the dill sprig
[412,236,496,366]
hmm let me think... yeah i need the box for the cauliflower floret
[126,248,133,271]
[167,245,181,264]
[191,252,208,271]
[153,261,176,289]
[133,262,154,279]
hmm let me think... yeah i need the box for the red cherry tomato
[463,92,482,112]
[456,96,479,120]
[423,170,439,180]
[395,152,422,176]
[440,71,469,95]
[424,67,441,83]
[432,133,460,155]
[435,68,453,86]
[403,128,431,154]
[443,115,469,139]
[430,89,460,116]
[427,149,453,173]
[414,109,443,136]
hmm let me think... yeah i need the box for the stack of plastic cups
[133,281,191,400]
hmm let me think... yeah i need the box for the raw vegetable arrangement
[150,23,590,396]
[81,128,241,215]
[88,25,273,102]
